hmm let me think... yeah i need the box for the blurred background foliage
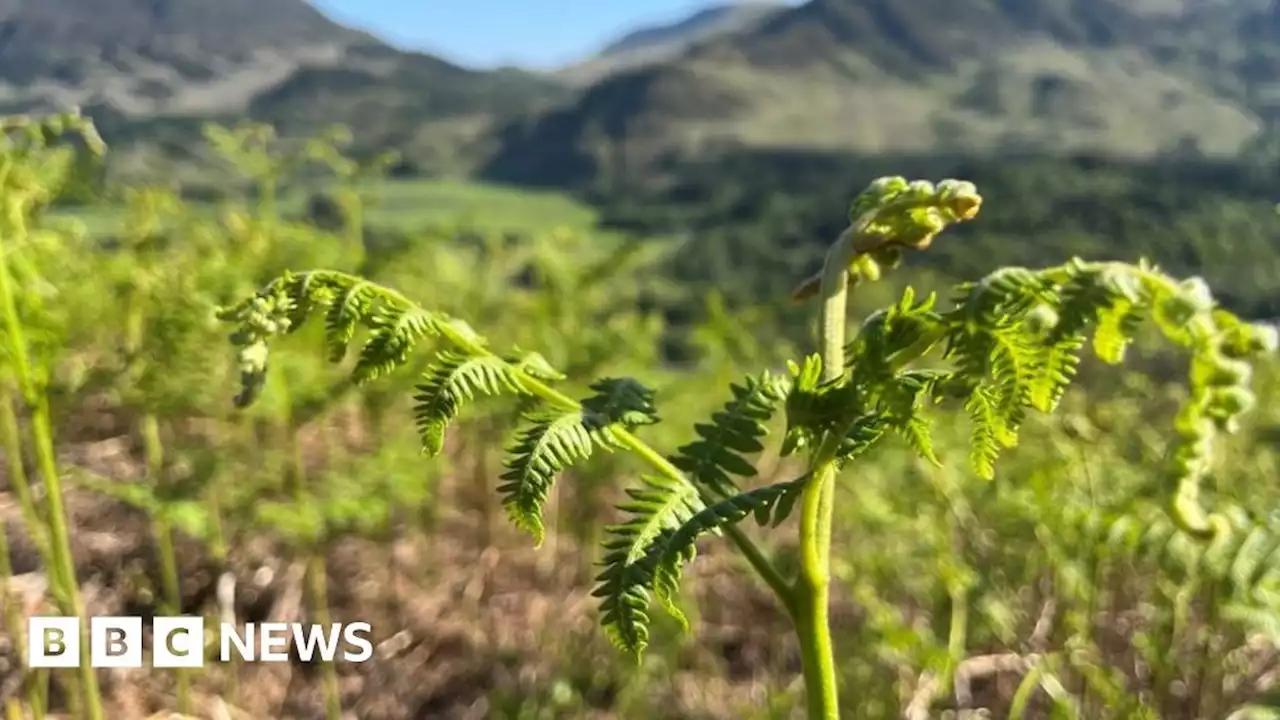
[0,117,1277,720]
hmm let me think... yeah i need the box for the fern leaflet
[412,351,526,456]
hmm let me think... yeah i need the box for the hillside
[0,0,568,173]
[483,0,1278,186]
[0,0,372,115]
[6,0,1280,183]
[556,2,787,86]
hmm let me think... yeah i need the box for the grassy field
[330,178,600,232]
[50,177,600,236]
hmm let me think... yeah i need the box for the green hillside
[0,0,569,172]
[482,0,1277,186]
[8,0,1280,186]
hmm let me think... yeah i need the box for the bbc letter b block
[91,617,142,668]
[28,617,80,668]
[154,616,205,668]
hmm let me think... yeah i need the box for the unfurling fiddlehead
[218,175,1273,720]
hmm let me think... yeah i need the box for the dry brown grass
[0,427,825,720]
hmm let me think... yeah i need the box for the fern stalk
[0,388,47,718]
[1193,580,1223,717]
[124,273,193,714]
[0,387,51,579]
[0,211,103,720]
[0,514,44,719]
[793,460,840,717]
[142,413,191,713]
[787,215,885,719]
[204,469,240,705]
[282,398,343,720]
[307,551,342,720]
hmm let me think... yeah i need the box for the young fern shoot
[0,111,107,720]
[218,176,1274,719]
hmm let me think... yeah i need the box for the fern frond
[670,370,789,496]
[844,287,943,380]
[498,378,661,545]
[595,478,804,658]
[837,412,888,462]
[871,369,946,465]
[593,473,705,658]
[498,410,607,545]
[581,377,661,428]
[986,327,1034,443]
[412,351,526,456]
[1228,522,1280,598]
[964,385,1002,480]
[649,479,805,627]
[353,306,443,383]
[1027,335,1083,413]
[219,270,463,404]
[918,258,1275,534]
[323,279,378,361]
[1049,261,1139,340]
[592,372,793,659]
[782,354,838,457]
[1092,299,1144,365]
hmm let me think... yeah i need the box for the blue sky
[313,1,790,69]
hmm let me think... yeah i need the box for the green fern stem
[0,391,48,719]
[0,512,44,718]
[282,393,343,720]
[789,198,952,717]
[0,387,52,573]
[307,553,342,720]
[817,224,858,379]
[203,473,238,705]
[125,274,193,715]
[0,211,104,720]
[793,460,839,718]
[140,413,191,714]
[1193,578,1222,717]
[789,218,874,719]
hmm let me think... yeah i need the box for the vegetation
[10,0,1280,191]
[592,148,1280,334]
[3,110,1280,720]
[479,0,1280,187]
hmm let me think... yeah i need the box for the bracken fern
[218,175,1276,718]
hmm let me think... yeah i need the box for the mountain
[557,2,787,86]
[7,0,1279,185]
[0,0,373,115]
[0,0,568,173]
[601,2,785,55]
[483,0,1279,187]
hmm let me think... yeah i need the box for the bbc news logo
[27,616,373,668]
